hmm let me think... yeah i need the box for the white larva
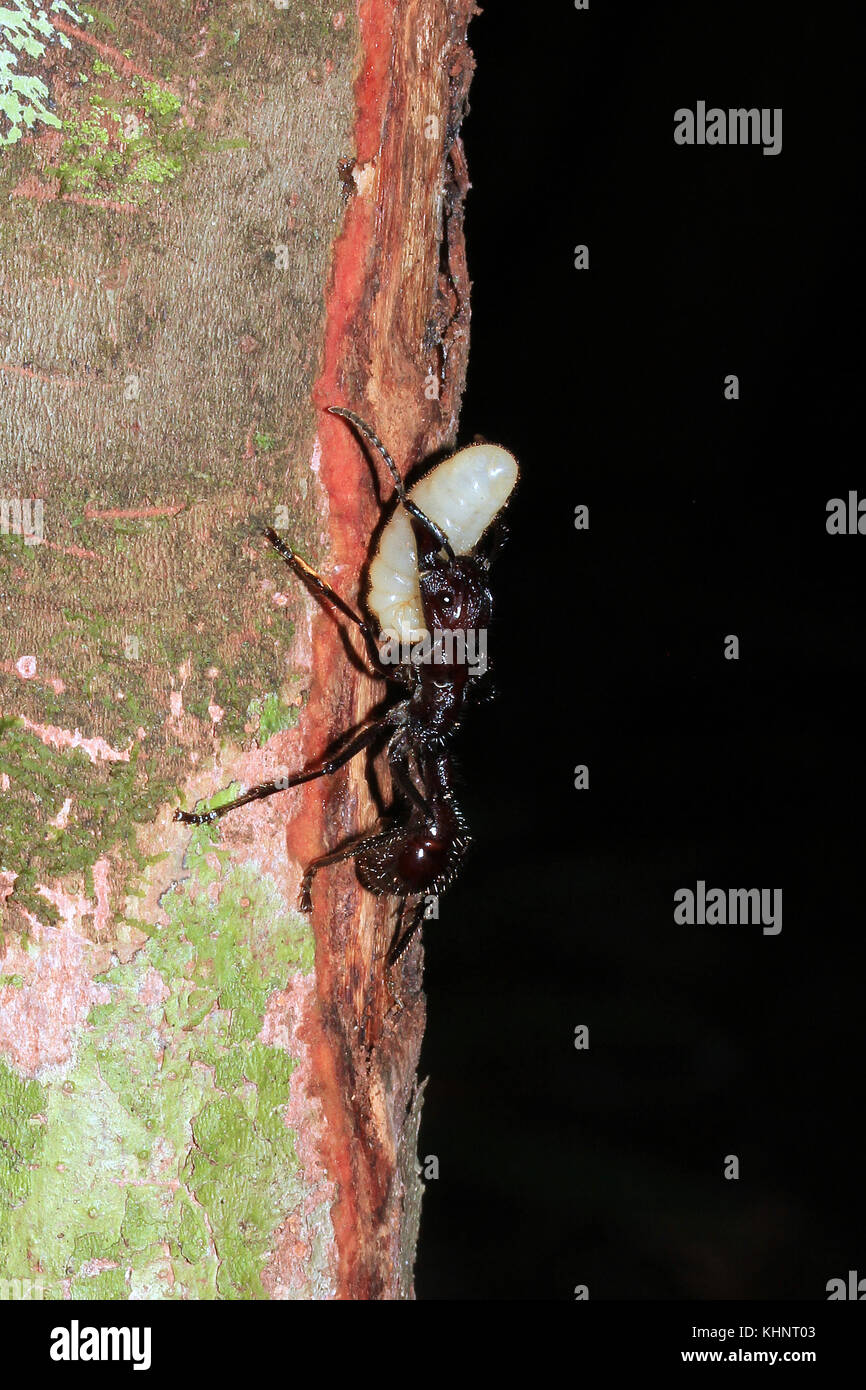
[367,443,519,641]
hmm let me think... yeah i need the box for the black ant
[174,408,518,976]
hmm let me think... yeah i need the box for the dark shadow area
[416,0,864,1299]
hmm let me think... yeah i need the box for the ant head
[418,550,492,634]
[327,405,516,645]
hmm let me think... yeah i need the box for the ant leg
[387,895,426,968]
[385,730,434,818]
[299,808,416,911]
[389,763,431,816]
[298,831,381,912]
[174,714,394,826]
[477,514,510,566]
[264,529,387,676]
[385,896,426,1014]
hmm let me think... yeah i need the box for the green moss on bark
[1,843,317,1299]
[0,716,175,927]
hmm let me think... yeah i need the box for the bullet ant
[174,408,518,976]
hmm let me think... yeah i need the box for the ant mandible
[174,407,519,973]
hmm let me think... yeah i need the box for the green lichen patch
[1,854,315,1298]
[78,5,115,34]
[2,8,230,204]
[147,853,314,1041]
[246,692,299,744]
[0,1,85,146]
[0,1059,45,1254]
[1,2,322,202]
[40,74,187,205]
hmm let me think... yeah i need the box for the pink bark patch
[16,655,37,679]
[137,967,170,1008]
[260,972,338,1297]
[92,857,113,938]
[0,898,109,1076]
[20,717,131,764]
[10,174,56,204]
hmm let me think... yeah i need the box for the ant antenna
[327,406,455,561]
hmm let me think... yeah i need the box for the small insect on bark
[173,407,518,977]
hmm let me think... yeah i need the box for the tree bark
[0,0,474,1301]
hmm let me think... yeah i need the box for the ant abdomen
[354,804,469,898]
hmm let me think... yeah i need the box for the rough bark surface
[0,0,474,1301]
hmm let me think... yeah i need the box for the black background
[416,1,865,1299]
